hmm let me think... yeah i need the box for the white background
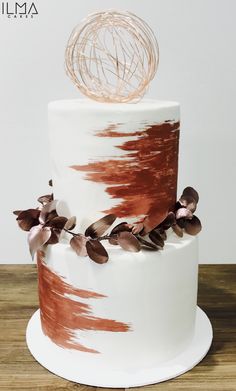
[0,0,235,264]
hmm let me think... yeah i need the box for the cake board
[26,306,213,388]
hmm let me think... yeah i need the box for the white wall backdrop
[0,0,235,264]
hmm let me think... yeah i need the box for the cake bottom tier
[35,233,199,371]
[27,306,212,387]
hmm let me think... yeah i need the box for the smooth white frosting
[48,99,180,230]
[45,98,199,371]
[48,98,179,114]
[44,232,198,370]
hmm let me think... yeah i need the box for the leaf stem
[63,228,79,237]
[98,234,118,241]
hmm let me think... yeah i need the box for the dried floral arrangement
[13,181,201,264]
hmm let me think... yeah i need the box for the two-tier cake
[14,10,213,387]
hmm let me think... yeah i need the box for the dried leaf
[117,231,141,252]
[149,229,165,248]
[182,187,199,203]
[131,222,144,235]
[39,200,58,224]
[179,187,198,213]
[13,210,22,216]
[184,215,202,235]
[174,201,183,211]
[28,225,51,259]
[142,210,168,234]
[158,228,167,241]
[179,196,197,213]
[17,209,40,220]
[85,214,116,238]
[172,223,184,237]
[137,236,158,250]
[110,222,130,235]
[159,212,176,230]
[45,216,68,229]
[37,194,53,205]
[176,218,186,229]
[46,210,58,222]
[64,216,76,230]
[86,240,108,263]
[16,209,40,231]
[70,235,88,256]
[176,207,193,220]
[108,236,119,245]
[46,228,61,244]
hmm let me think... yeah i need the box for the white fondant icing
[26,307,213,387]
[48,99,180,230]
[43,233,198,370]
[44,98,206,377]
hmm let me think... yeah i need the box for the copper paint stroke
[37,251,130,353]
[71,121,179,232]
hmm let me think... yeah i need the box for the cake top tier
[48,98,180,233]
[48,99,179,116]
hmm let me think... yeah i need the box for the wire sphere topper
[65,10,159,103]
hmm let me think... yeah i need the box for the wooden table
[0,264,235,391]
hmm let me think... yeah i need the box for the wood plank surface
[0,264,235,391]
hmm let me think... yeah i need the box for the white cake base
[26,307,212,388]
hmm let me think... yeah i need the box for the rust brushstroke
[71,121,179,232]
[37,251,130,353]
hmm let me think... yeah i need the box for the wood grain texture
[0,264,235,391]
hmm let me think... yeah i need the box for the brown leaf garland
[14,183,202,263]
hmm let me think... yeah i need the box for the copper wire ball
[65,10,159,103]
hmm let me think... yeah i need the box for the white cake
[13,9,212,385]
[38,233,198,370]
[29,98,199,370]
[14,95,213,387]
[48,99,180,231]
